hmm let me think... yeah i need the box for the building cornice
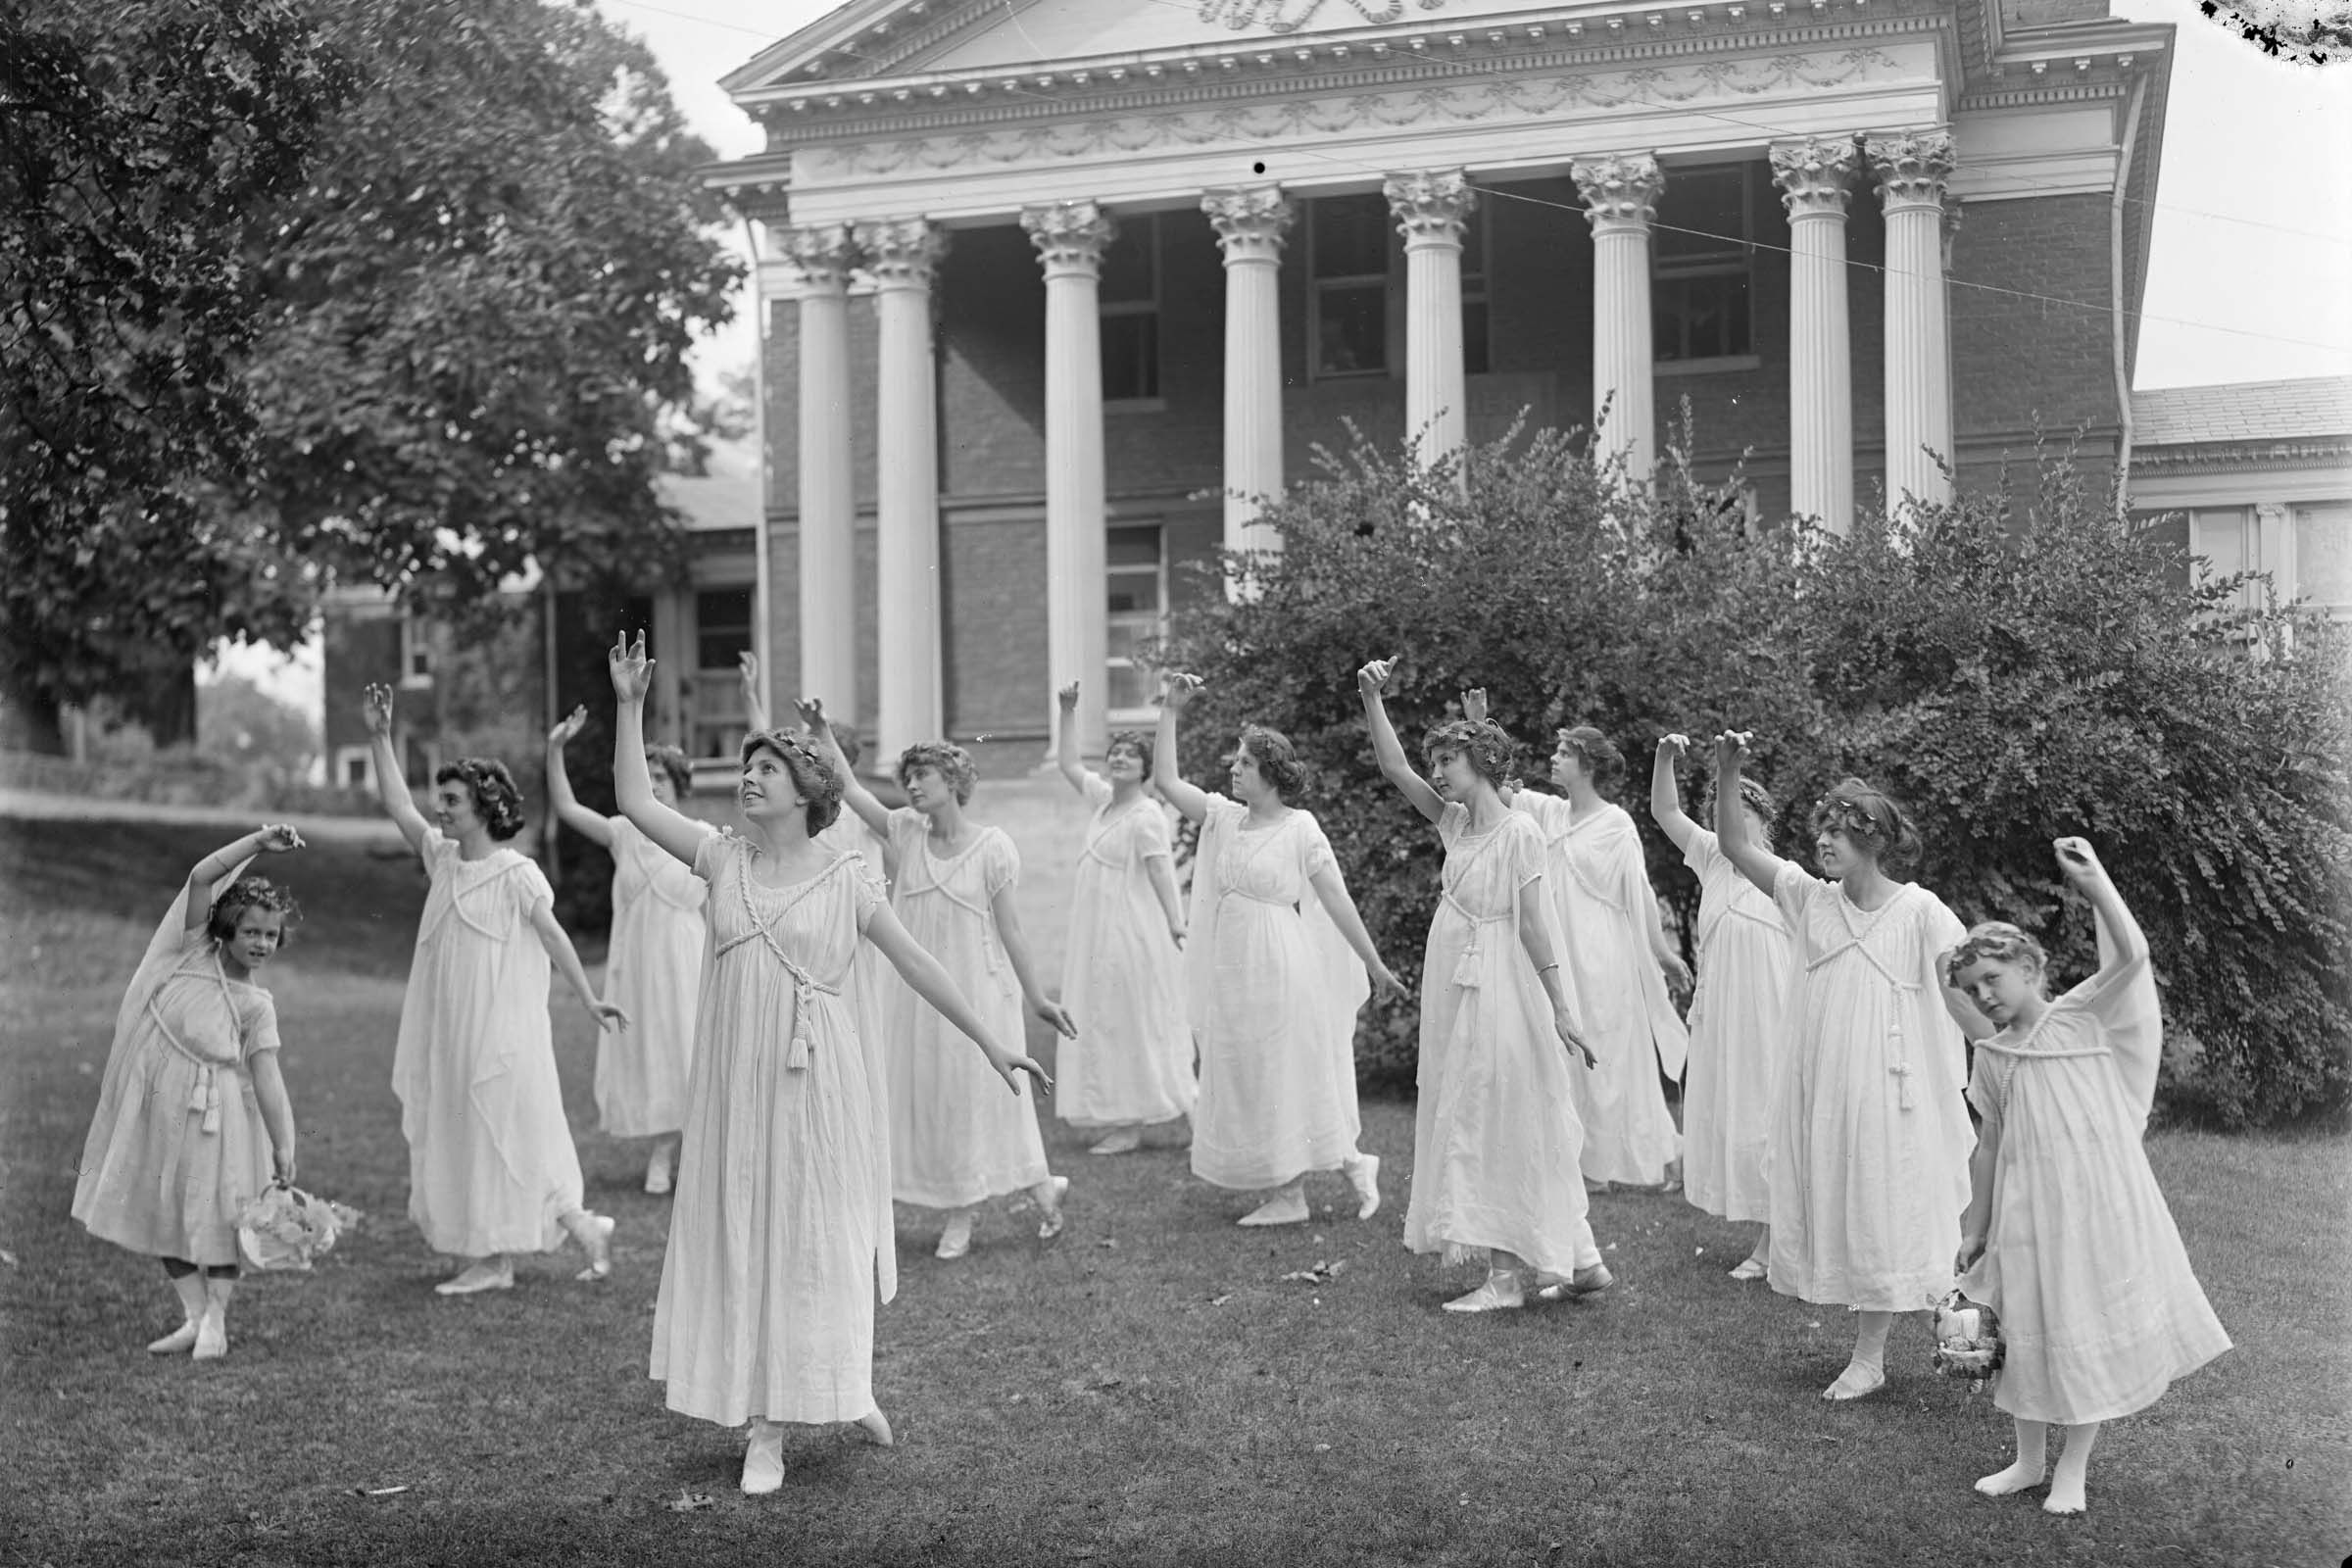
[2131,441,2352,476]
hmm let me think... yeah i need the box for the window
[1104,524,1166,719]
[1652,166,1754,364]
[2293,504,2351,619]
[690,586,756,759]
[1461,204,1491,376]
[1100,216,1160,404]
[1310,194,1392,379]
[398,614,434,688]
[335,746,373,792]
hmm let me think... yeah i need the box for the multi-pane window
[1461,204,1491,376]
[1100,215,1160,403]
[398,614,434,687]
[1104,523,1166,719]
[1311,194,1391,378]
[691,587,754,759]
[1652,166,1754,363]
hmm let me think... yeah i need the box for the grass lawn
[1,816,2345,1567]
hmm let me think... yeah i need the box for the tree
[197,671,321,780]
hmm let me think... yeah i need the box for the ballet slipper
[1035,1176,1070,1241]
[935,1211,974,1260]
[1237,1189,1308,1227]
[1346,1153,1382,1220]
[1088,1128,1142,1155]
[855,1409,895,1447]
[573,1214,616,1282]
[1727,1257,1769,1282]
[435,1257,514,1296]
[1443,1272,1526,1314]
[1532,1263,1614,1302]
[149,1274,208,1354]
[741,1420,786,1495]
[1822,1361,1887,1401]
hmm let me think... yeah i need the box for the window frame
[1103,520,1168,726]
[397,614,434,689]
[1651,163,1756,368]
[1308,193,1395,383]
[1100,213,1162,410]
[1461,201,1492,377]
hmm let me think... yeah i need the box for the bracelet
[1537,962,1560,975]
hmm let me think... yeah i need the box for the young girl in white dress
[1650,734,1791,1278]
[1154,673,1403,1228]
[1053,679,1194,1155]
[1498,720,1691,1192]
[1945,838,2230,1516]
[807,705,1077,1262]
[1711,730,1980,1400]
[547,709,709,1195]
[606,634,1051,1495]
[74,826,305,1361]
[364,685,624,1297]
[1358,664,1614,1313]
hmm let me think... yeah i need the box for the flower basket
[235,1182,361,1272]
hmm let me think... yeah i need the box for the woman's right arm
[609,633,713,866]
[1956,1112,1999,1273]
[180,824,304,931]
[1356,659,1446,825]
[545,706,615,849]
[863,905,1052,1095]
[1649,734,1701,854]
[739,651,771,734]
[798,697,894,840]
[1152,675,1211,824]
[1712,731,1788,898]
[1054,680,1092,795]
[362,683,431,855]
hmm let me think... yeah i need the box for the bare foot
[1975,1459,2046,1497]
[1822,1361,1886,1401]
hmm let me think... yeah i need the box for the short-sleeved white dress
[595,815,710,1139]
[1056,773,1195,1129]
[391,829,588,1257]
[1960,947,2230,1424]
[880,808,1052,1209]
[1766,863,1972,1311]
[1184,797,1368,1191]
[74,869,280,1266]
[1678,828,1792,1225]
[816,811,892,1059]
[653,833,894,1427]
[1403,805,1592,1275]
[1515,796,1690,1187]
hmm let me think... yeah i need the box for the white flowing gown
[595,815,709,1139]
[1677,828,1792,1224]
[1056,773,1195,1129]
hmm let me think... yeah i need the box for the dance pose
[609,635,1051,1494]
[364,685,623,1296]
[73,826,305,1360]
[1947,838,2230,1515]
[807,704,1076,1261]
[1053,679,1195,1155]
[1154,673,1402,1227]
[547,708,709,1195]
[1712,731,1977,1399]
[1359,665,1613,1312]
[1650,734,1791,1277]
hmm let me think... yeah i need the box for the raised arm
[797,696,893,840]
[2055,837,2148,975]
[545,707,615,849]
[1936,954,1998,1042]
[609,632,711,866]
[739,651,771,735]
[181,825,304,931]
[1515,874,1595,1068]
[362,683,430,855]
[862,904,1052,1095]
[1306,865,1406,1001]
[1649,733,1702,854]
[1152,674,1212,825]
[1712,730,1787,899]
[1054,680,1091,795]
[1357,658,1446,825]
[992,886,1078,1039]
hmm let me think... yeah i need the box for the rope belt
[145,971,242,1134]
[1808,932,1924,1111]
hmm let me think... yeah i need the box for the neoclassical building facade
[706,0,2176,763]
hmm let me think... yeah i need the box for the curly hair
[1700,775,1780,850]
[1945,920,2048,988]
[827,720,865,772]
[1810,777,1923,870]
[645,745,693,799]
[897,740,979,806]
[1554,725,1627,795]
[1105,729,1155,776]
[207,876,302,946]
[436,758,526,841]
[1233,724,1308,802]
[741,729,844,834]
[1421,718,1517,787]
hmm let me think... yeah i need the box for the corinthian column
[782,223,859,726]
[1571,154,1665,482]
[1384,170,1475,471]
[1868,129,1957,514]
[1022,200,1115,758]
[1202,185,1294,592]
[852,218,947,759]
[1772,138,1859,534]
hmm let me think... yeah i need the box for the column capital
[853,218,946,289]
[1383,169,1475,249]
[1866,128,1957,212]
[1202,185,1295,265]
[1571,153,1665,234]
[779,222,858,290]
[1771,137,1860,219]
[1020,200,1116,277]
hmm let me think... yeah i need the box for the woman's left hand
[256,823,306,854]
[1659,951,1693,994]
[1031,997,1078,1039]
[271,1149,299,1187]
[588,1000,631,1032]
[2052,836,2103,884]
[1369,962,1407,1003]
[987,1045,1054,1096]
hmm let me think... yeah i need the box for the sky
[209,0,2352,706]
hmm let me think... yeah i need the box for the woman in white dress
[1499,720,1691,1192]
[1712,730,1981,1401]
[1153,673,1404,1228]
[1053,679,1194,1155]
[805,703,1077,1263]
[547,708,709,1195]
[607,634,1050,1495]
[1946,839,2229,1517]
[1650,734,1791,1278]
[1358,664,1614,1313]
[363,685,624,1297]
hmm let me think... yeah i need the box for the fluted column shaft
[783,224,858,725]
[1023,201,1114,758]
[1385,170,1475,472]
[855,219,946,759]
[1202,186,1294,593]
[1773,138,1859,533]
[1572,154,1665,481]
[1869,130,1957,514]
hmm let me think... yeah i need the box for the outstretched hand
[2053,836,2105,885]
[793,694,829,734]
[1356,657,1398,699]
[1657,732,1690,760]
[1032,997,1079,1039]
[1460,687,1489,723]
[608,631,654,702]
[1056,679,1080,711]
[988,1046,1054,1097]
[1162,672,1204,711]
[1713,729,1752,772]
[549,705,589,748]
[738,650,760,697]
[363,683,395,738]
[254,823,306,854]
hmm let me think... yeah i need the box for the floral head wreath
[1944,922,2047,982]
